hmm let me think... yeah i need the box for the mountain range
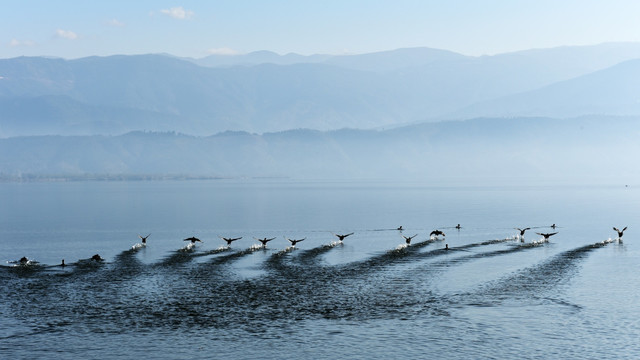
[1,116,638,183]
[2,42,640,137]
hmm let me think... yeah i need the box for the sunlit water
[1,180,638,359]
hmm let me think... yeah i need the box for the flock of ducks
[10,224,628,267]
[183,233,355,248]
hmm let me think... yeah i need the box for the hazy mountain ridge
[194,42,640,74]
[2,116,638,182]
[0,95,181,136]
[0,56,402,135]
[3,43,640,137]
[451,59,640,119]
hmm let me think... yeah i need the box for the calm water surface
[1,180,638,359]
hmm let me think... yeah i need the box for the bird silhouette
[220,236,242,246]
[286,237,305,247]
[254,237,276,247]
[333,233,354,241]
[91,254,103,261]
[515,227,531,236]
[613,226,627,238]
[138,233,150,244]
[430,230,445,237]
[184,236,202,244]
[402,234,418,245]
[535,232,558,240]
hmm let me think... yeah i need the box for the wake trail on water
[338,237,516,277]
[317,238,525,319]
[438,242,544,265]
[198,247,263,269]
[295,241,342,264]
[262,245,308,274]
[0,235,622,334]
[396,242,549,295]
[458,240,612,306]
[154,243,208,267]
[450,237,516,251]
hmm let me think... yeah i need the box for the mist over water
[1,180,638,359]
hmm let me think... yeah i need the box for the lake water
[1,180,638,359]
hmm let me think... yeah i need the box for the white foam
[180,242,196,251]
[131,243,146,250]
[600,237,614,245]
[532,238,549,245]
[10,259,38,267]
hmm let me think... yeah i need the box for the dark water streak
[454,241,611,308]
[0,238,611,346]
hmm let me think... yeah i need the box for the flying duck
[184,236,202,244]
[254,237,276,247]
[287,237,305,247]
[138,233,150,244]
[402,234,418,245]
[535,232,558,240]
[333,233,354,242]
[613,226,627,238]
[220,236,242,246]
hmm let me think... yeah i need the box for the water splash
[394,243,409,251]
[181,242,197,252]
[131,243,146,250]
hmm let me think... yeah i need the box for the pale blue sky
[3,0,640,59]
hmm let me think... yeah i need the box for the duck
[402,234,418,245]
[254,237,275,247]
[220,236,242,247]
[286,237,305,247]
[333,233,354,242]
[184,236,202,244]
[535,232,558,240]
[613,226,627,239]
[138,233,150,244]
[91,254,103,261]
